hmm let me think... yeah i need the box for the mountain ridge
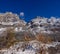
[0,12,60,54]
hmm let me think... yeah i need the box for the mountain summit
[0,12,26,26]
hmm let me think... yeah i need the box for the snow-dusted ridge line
[28,16,60,34]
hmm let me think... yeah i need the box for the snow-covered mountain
[0,12,60,34]
[0,12,60,54]
[28,16,60,34]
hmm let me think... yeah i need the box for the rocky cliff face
[0,12,60,54]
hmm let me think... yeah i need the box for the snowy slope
[27,16,60,34]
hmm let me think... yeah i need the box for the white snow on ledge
[14,50,35,54]
[0,49,36,54]
[14,27,25,32]
[0,28,6,35]
[0,28,6,31]
[1,21,20,25]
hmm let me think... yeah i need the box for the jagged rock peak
[0,12,20,22]
[0,12,26,26]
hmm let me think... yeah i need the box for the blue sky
[0,0,60,22]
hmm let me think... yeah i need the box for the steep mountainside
[0,12,60,54]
